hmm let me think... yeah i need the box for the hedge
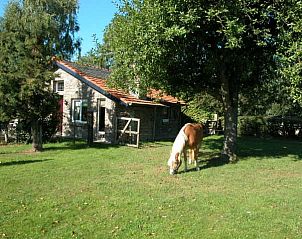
[238,116,302,138]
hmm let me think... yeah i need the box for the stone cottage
[52,60,185,146]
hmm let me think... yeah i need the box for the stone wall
[53,69,116,143]
[53,68,182,143]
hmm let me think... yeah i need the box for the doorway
[97,99,106,141]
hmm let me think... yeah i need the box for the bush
[238,116,268,137]
[6,115,61,143]
[238,116,302,138]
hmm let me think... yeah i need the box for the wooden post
[87,111,94,146]
[137,118,140,147]
[152,107,157,141]
[73,123,76,145]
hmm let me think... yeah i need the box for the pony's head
[167,152,182,175]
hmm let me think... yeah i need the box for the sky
[0,0,118,55]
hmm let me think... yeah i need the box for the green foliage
[266,102,302,117]
[276,1,302,106]
[11,114,61,143]
[76,35,111,68]
[105,0,279,93]
[238,116,268,137]
[239,84,302,117]
[238,116,302,138]
[0,32,24,123]
[104,0,294,160]
[0,0,80,149]
[182,92,223,123]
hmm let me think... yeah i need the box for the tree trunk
[220,65,239,163]
[31,120,43,152]
[4,125,9,143]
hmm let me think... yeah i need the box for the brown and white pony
[167,123,204,175]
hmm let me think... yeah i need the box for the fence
[116,117,140,147]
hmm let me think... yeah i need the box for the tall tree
[104,0,289,162]
[276,1,302,106]
[76,34,111,68]
[0,0,80,151]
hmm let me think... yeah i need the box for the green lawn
[0,136,302,239]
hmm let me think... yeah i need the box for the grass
[0,136,302,239]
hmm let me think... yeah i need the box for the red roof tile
[55,60,185,107]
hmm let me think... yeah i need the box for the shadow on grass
[178,155,229,174]
[140,141,171,148]
[43,140,121,152]
[238,137,302,160]
[45,139,173,152]
[203,135,224,151]
[202,136,302,160]
[177,136,302,174]
[0,159,53,167]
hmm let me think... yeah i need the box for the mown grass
[0,136,302,239]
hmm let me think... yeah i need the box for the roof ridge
[63,60,111,73]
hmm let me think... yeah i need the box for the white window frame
[53,80,64,92]
[97,98,106,132]
[72,99,88,123]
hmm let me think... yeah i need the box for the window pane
[57,81,64,91]
[100,99,106,107]
[81,101,88,122]
[72,99,88,122]
[73,100,81,121]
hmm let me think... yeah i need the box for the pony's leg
[183,150,188,172]
[188,149,193,164]
[193,148,200,171]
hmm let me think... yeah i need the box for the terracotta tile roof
[55,60,185,107]
[148,89,186,104]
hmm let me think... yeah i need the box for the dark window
[99,107,105,131]
[98,99,106,131]
[53,81,64,92]
[57,81,64,91]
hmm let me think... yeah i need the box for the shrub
[238,116,302,138]
[238,116,268,137]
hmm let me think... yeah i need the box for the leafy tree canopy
[0,0,80,150]
[276,1,302,105]
[76,34,111,69]
[105,0,278,92]
[104,0,301,161]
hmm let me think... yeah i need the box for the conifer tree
[0,0,80,151]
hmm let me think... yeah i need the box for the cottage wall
[153,105,181,140]
[115,104,181,141]
[53,69,116,142]
[53,68,183,144]
[115,104,156,141]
